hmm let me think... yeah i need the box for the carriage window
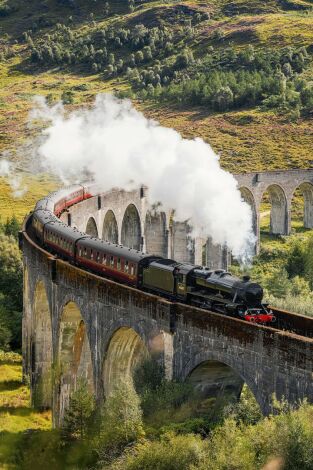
[91,250,93,260]
[79,247,82,257]
[110,256,114,267]
[103,254,106,264]
[125,261,129,273]
[130,264,134,275]
[84,248,87,256]
[97,252,100,262]
[117,258,121,270]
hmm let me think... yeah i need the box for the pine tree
[61,381,95,441]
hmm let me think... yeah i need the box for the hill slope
[0,0,313,196]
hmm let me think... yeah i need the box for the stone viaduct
[236,169,313,250]
[21,170,313,426]
[59,168,313,270]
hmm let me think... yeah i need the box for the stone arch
[121,204,142,250]
[291,182,313,229]
[145,210,167,256]
[58,301,94,422]
[103,327,149,397]
[102,210,119,243]
[183,353,262,413]
[32,280,53,409]
[260,184,288,235]
[85,216,98,237]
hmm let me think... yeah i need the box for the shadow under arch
[291,182,313,230]
[102,326,149,397]
[260,184,288,235]
[240,187,258,237]
[32,280,53,409]
[86,216,98,237]
[184,355,262,414]
[145,210,167,257]
[121,204,142,250]
[58,301,94,423]
[102,209,118,243]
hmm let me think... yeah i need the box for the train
[29,184,275,325]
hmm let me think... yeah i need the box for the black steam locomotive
[29,185,275,325]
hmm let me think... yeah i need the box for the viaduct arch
[58,301,94,423]
[22,170,313,424]
[237,169,313,252]
[62,169,313,269]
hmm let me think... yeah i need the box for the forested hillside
[0,0,313,181]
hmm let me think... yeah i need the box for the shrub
[114,433,207,470]
[94,378,144,465]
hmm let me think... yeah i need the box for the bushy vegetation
[11,372,313,470]
[156,45,313,119]
[231,230,313,316]
[0,216,23,351]
[23,10,313,119]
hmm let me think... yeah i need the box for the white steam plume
[31,94,255,262]
[0,154,27,198]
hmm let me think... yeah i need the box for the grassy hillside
[0,0,313,213]
[0,0,313,180]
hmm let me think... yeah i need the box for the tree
[175,49,193,69]
[286,242,305,278]
[143,46,152,62]
[108,53,115,65]
[0,307,11,351]
[3,215,19,239]
[301,83,313,115]
[135,50,144,64]
[214,86,234,111]
[61,381,95,441]
[94,379,144,463]
[0,233,23,311]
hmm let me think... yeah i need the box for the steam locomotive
[29,185,275,325]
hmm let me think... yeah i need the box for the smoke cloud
[31,94,255,262]
[0,154,27,198]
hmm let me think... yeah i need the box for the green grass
[0,359,52,470]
